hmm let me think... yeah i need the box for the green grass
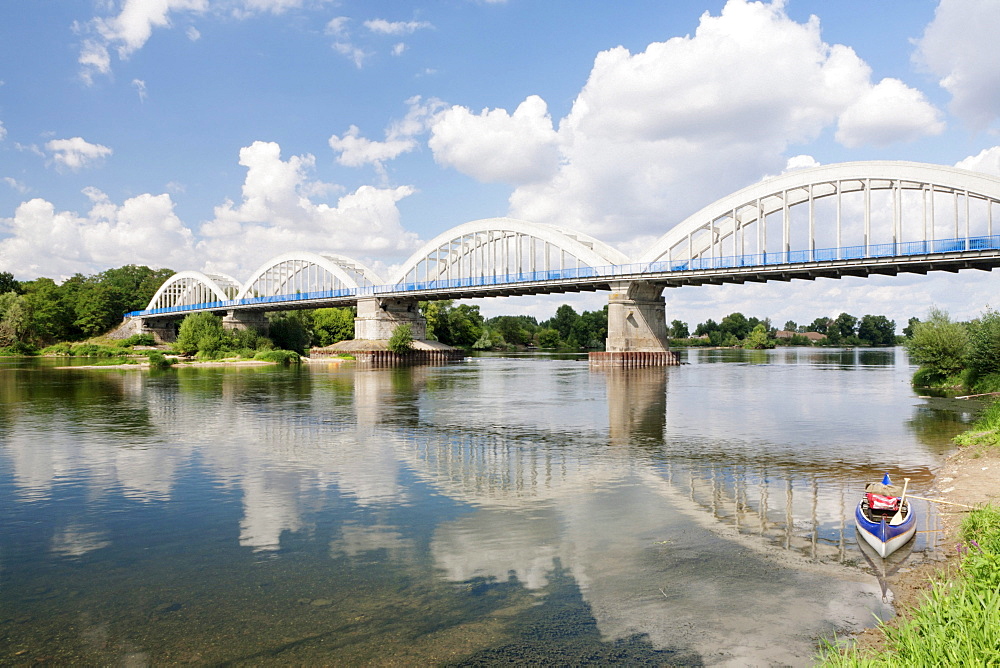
[817,505,1000,666]
[954,400,1000,447]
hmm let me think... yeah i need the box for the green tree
[857,315,896,346]
[538,328,560,348]
[174,312,227,356]
[73,283,120,337]
[488,315,537,347]
[832,312,858,339]
[669,319,689,338]
[0,272,22,295]
[548,304,579,342]
[268,312,311,354]
[695,318,719,337]
[388,323,414,354]
[312,307,355,346]
[966,309,1000,384]
[807,317,830,335]
[902,316,920,339]
[783,320,798,332]
[905,307,968,382]
[720,312,751,340]
[0,292,30,347]
[23,278,74,344]
[743,323,775,349]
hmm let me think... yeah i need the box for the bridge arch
[388,217,629,287]
[235,251,385,301]
[638,161,1000,266]
[144,270,241,312]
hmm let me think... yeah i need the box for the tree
[807,317,830,335]
[669,319,689,338]
[857,315,896,346]
[783,320,798,333]
[388,323,414,354]
[902,316,920,339]
[268,312,311,353]
[695,318,719,337]
[548,304,579,342]
[0,292,30,347]
[0,272,22,295]
[966,309,1000,382]
[488,315,537,347]
[538,328,560,348]
[174,312,227,356]
[720,312,751,340]
[832,313,858,339]
[312,307,355,346]
[905,308,968,381]
[23,278,74,344]
[743,323,775,349]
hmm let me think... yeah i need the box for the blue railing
[127,233,1000,318]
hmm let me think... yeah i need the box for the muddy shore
[852,441,1000,651]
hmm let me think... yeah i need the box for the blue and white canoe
[855,474,917,558]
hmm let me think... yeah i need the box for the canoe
[854,473,916,558]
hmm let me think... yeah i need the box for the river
[0,348,978,665]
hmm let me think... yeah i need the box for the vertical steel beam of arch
[990,197,994,237]
[836,180,842,260]
[732,208,739,258]
[922,185,928,244]
[892,180,899,246]
[864,178,871,255]
[965,190,970,250]
[782,189,790,256]
[954,190,959,240]
[930,185,936,243]
[757,198,764,259]
[808,184,815,261]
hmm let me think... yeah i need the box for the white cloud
[426,0,944,244]
[392,42,406,56]
[332,41,369,68]
[784,155,821,172]
[3,177,29,194]
[0,191,195,279]
[835,78,944,147]
[0,120,6,141]
[329,96,445,177]
[363,19,432,35]
[45,137,113,171]
[429,95,560,185]
[186,26,201,41]
[132,78,148,102]
[914,0,1000,130]
[955,146,1000,177]
[198,141,420,276]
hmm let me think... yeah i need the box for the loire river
[0,348,976,665]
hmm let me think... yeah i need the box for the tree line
[905,307,1000,394]
[1,264,902,355]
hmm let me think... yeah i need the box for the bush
[0,341,38,356]
[253,349,300,364]
[121,333,156,347]
[388,324,414,354]
[906,308,968,380]
[147,351,173,369]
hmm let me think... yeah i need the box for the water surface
[0,349,976,665]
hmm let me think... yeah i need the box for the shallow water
[0,348,977,665]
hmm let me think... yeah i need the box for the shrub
[147,351,173,369]
[906,308,968,380]
[388,323,414,354]
[253,349,300,364]
[121,333,156,347]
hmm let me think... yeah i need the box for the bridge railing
[126,233,1000,318]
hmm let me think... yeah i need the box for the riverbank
[847,435,1000,656]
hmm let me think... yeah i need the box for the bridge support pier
[354,297,427,340]
[223,310,269,335]
[590,281,679,367]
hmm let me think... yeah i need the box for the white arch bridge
[127,161,1000,360]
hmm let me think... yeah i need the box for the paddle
[890,477,910,526]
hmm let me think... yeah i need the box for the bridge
[124,161,1000,362]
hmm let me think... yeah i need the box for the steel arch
[388,217,630,286]
[144,270,241,311]
[235,251,385,301]
[638,161,1000,265]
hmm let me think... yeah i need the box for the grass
[953,399,1000,447]
[816,504,1000,666]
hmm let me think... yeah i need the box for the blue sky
[2,0,1000,330]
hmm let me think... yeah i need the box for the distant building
[775,330,827,341]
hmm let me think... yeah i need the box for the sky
[2,0,1000,331]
